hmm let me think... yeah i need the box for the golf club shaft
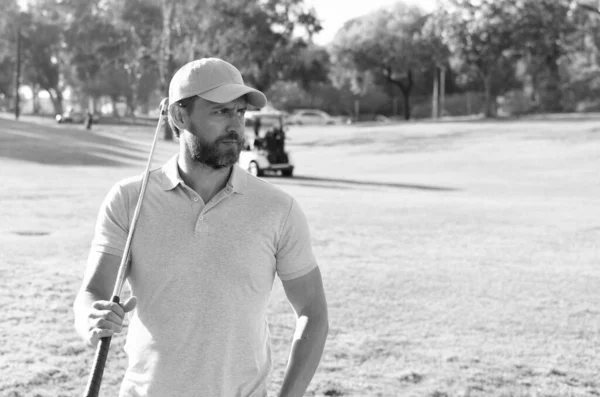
[83,98,168,397]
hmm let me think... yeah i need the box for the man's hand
[85,296,137,347]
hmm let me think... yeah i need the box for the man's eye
[214,108,245,116]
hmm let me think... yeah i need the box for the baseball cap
[168,58,267,108]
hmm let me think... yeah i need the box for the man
[84,110,93,130]
[73,58,329,397]
[253,115,262,138]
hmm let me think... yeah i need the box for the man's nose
[227,114,244,133]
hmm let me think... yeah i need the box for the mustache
[217,133,243,143]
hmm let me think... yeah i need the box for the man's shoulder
[243,173,295,209]
[109,167,163,197]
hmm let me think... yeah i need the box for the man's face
[182,96,247,169]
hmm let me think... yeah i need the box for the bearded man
[73,58,329,397]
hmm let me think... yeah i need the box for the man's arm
[278,266,329,397]
[73,251,136,346]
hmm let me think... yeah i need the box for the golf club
[82,98,169,397]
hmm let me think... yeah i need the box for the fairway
[1,115,599,397]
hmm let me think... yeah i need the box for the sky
[305,0,439,46]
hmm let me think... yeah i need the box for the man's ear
[169,103,188,130]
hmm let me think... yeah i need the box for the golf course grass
[1,113,599,396]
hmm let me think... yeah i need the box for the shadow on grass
[289,131,474,151]
[408,112,600,125]
[267,175,459,192]
[292,137,377,148]
[0,118,148,166]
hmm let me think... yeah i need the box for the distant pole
[432,67,439,119]
[440,66,446,118]
[14,23,21,120]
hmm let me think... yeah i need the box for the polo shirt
[90,155,318,397]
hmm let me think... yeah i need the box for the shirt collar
[161,155,182,191]
[161,154,247,195]
[227,163,248,195]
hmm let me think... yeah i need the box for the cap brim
[198,83,267,108]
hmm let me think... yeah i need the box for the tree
[577,0,600,14]
[330,2,431,120]
[194,0,323,93]
[3,0,329,124]
[20,15,64,114]
[0,0,21,101]
[112,0,162,116]
[560,1,600,109]
[512,0,578,112]
[157,0,177,98]
[421,10,453,117]
[285,44,331,92]
[440,0,521,117]
[39,0,134,115]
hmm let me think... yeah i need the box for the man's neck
[177,153,232,204]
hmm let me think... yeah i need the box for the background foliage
[3,0,600,122]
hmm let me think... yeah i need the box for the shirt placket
[194,185,234,236]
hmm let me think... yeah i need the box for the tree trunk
[111,96,120,118]
[401,88,411,120]
[189,34,198,62]
[128,64,141,118]
[484,75,494,118]
[46,88,63,115]
[56,90,63,115]
[32,85,40,114]
[125,93,136,118]
[159,1,176,95]
[141,99,149,116]
[432,67,439,119]
[440,67,446,117]
[387,69,413,120]
[540,60,562,113]
[159,0,176,141]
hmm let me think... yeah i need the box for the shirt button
[199,216,204,220]
[193,197,199,202]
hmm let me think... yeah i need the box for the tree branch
[577,2,600,15]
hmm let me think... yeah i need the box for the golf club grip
[83,295,120,397]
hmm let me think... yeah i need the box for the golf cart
[55,108,99,124]
[239,110,294,177]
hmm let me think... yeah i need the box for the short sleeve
[90,183,130,257]
[276,198,318,281]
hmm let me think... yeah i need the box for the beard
[185,124,244,169]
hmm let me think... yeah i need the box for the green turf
[0,113,599,396]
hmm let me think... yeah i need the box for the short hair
[168,96,197,138]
